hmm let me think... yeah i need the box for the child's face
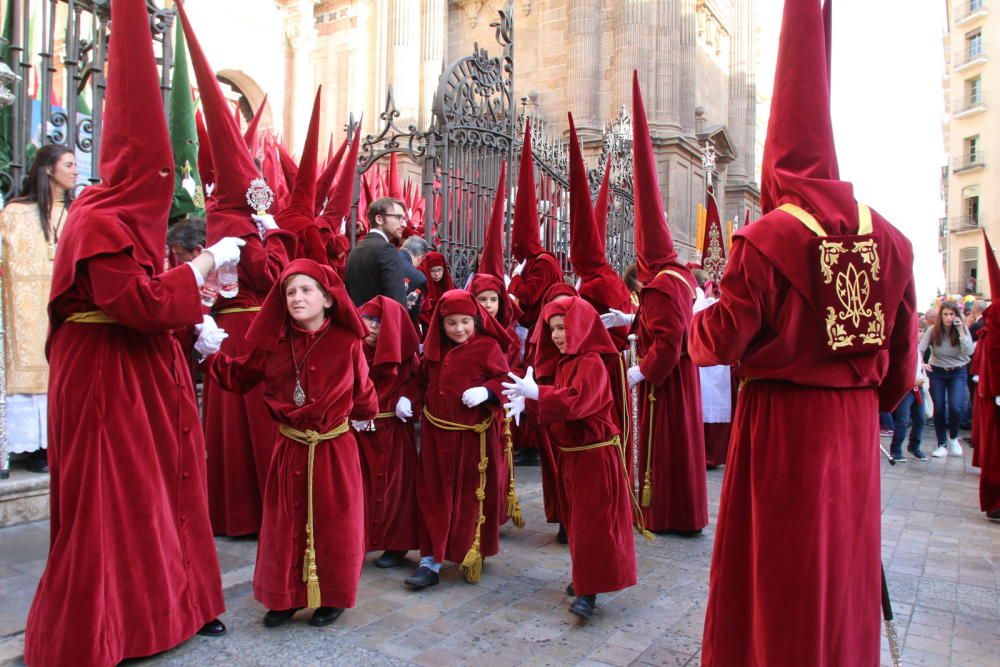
[284,274,333,330]
[476,290,500,317]
[551,294,573,304]
[549,315,567,354]
[443,314,475,345]
[430,267,445,282]
[362,315,380,347]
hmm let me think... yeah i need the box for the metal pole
[0,236,8,479]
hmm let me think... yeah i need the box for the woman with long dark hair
[0,144,76,472]
[920,300,974,458]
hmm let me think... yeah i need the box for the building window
[967,76,982,104]
[960,247,979,294]
[971,0,984,12]
[963,185,980,226]
[967,30,983,57]
[966,135,981,162]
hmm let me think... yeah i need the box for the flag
[168,17,203,219]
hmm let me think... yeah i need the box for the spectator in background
[400,235,428,295]
[920,300,974,458]
[0,144,77,473]
[167,217,207,264]
[889,335,929,462]
[345,197,408,307]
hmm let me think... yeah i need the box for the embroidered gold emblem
[818,237,886,351]
[702,225,726,284]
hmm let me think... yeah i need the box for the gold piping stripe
[65,311,116,324]
[857,204,873,235]
[779,202,874,237]
[215,306,262,315]
[655,269,696,300]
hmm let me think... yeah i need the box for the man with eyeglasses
[346,197,410,307]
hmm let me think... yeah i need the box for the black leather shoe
[403,566,440,590]
[263,607,303,627]
[197,618,226,637]
[556,524,568,544]
[565,583,574,597]
[513,448,540,466]
[309,606,344,627]
[654,528,703,537]
[569,594,596,620]
[374,550,407,568]
[26,451,49,474]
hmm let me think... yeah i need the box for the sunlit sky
[756,0,947,306]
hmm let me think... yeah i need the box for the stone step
[0,469,50,528]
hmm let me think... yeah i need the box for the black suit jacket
[345,231,407,307]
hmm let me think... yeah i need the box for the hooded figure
[179,1,297,537]
[418,250,456,334]
[25,1,228,664]
[205,258,378,627]
[567,113,634,350]
[625,71,708,538]
[317,124,362,276]
[505,297,638,619]
[355,296,423,565]
[975,231,1000,520]
[405,290,511,589]
[508,119,565,328]
[690,1,917,664]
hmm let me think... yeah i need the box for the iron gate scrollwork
[1,0,175,199]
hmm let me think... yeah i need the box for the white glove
[995,396,1000,406]
[504,394,526,426]
[205,182,215,197]
[395,396,413,422]
[251,213,278,231]
[627,365,645,387]
[351,419,374,432]
[515,325,529,345]
[501,366,539,401]
[512,259,526,277]
[205,236,246,266]
[973,375,980,383]
[600,308,635,329]
[461,387,490,408]
[194,316,228,358]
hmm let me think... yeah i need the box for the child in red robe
[202,259,378,628]
[418,251,455,335]
[357,296,422,567]
[504,297,639,620]
[404,290,512,589]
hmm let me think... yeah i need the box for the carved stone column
[389,0,420,126]
[613,0,652,113]
[727,0,756,181]
[288,0,317,152]
[567,0,602,137]
[677,0,697,134]
[419,0,447,128]
[653,0,680,131]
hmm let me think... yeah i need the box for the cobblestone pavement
[1,429,998,666]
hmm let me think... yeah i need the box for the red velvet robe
[417,335,509,563]
[971,325,987,466]
[357,345,421,551]
[976,319,1000,513]
[634,275,708,532]
[537,353,637,596]
[508,253,564,328]
[202,229,293,536]
[690,222,916,667]
[208,320,378,609]
[26,256,224,667]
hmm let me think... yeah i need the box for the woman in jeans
[919,301,974,458]
[889,344,929,462]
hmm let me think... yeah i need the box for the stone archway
[217,70,273,130]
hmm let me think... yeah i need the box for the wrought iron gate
[0,0,174,198]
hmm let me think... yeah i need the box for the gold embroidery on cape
[702,225,726,283]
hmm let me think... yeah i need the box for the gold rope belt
[422,407,495,583]
[375,411,396,420]
[559,437,620,453]
[214,306,262,315]
[277,418,350,609]
[501,417,525,530]
[65,310,116,324]
[642,385,656,507]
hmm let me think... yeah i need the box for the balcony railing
[955,45,988,69]
[954,93,987,116]
[953,152,986,171]
[949,215,982,232]
[955,0,988,24]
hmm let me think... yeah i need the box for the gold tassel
[641,472,652,507]
[460,538,484,583]
[304,546,322,609]
[640,528,655,542]
[503,418,525,529]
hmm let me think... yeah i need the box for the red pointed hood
[50,0,173,320]
[278,141,299,190]
[243,94,268,152]
[260,133,289,215]
[512,119,544,261]
[984,231,1000,308]
[387,152,404,200]
[759,0,855,230]
[632,71,682,284]
[480,161,508,279]
[422,289,513,362]
[179,1,263,243]
[275,87,322,233]
[315,136,348,216]
[594,154,612,241]
[532,297,618,380]
[195,108,215,196]
[323,121,362,223]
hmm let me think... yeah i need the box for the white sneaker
[931,445,948,458]
[948,438,963,457]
